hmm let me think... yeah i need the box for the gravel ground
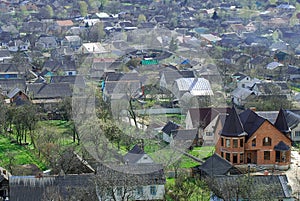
[285,150,300,199]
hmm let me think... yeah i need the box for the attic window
[263,137,271,146]
[252,138,256,147]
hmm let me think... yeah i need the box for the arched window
[263,137,272,146]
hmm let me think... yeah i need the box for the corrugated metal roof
[175,78,213,96]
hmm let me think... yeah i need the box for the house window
[240,153,244,163]
[263,137,271,146]
[206,132,213,136]
[233,153,238,163]
[252,138,256,147]
[221,138,224,146]
[150,186,157,196]
[233,139,238,148]
[242,84,245,88]
[136,187,143,196]
[264,151,270,160]
[295,131,300,137]
[226,139,231,148]
[226,153,230,162]
[221,152,224,158]
[240,139,244,147]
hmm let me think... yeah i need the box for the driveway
[285,150,300,199]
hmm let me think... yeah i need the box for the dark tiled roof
[9,174,95,201]
[26,83,72,99]
[274,108,290,133]
[0,78,26,92]
[220,107,245,137]
[239,109,265,139]
[161,69,195,85]
[50,75,86,88]
[274,141,290,151]
[187,107,230,129]
[173,129,198,141]
[123,144,146,164]
[197,153,240,176]
[161,121,180,135]
[96,163,165,185]
[210,175,292,200]
[284,110,300,129]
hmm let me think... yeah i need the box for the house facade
[215,107,292,170]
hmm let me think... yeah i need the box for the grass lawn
[0,135,46,171]
[189,146,215,160]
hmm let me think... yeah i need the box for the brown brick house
[215,107,292,170]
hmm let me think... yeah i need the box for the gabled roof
[239,109,265,139]
[9,174,95,201]
[173,129,198,141]
[174,78,213,96]
[274,108,290,134]
[197,153,240,176]
[187,107,230,129]
[26,83,72,99]
[50,75,85,88]
[96,163,165,185]
[56,20,74,27]
[231,87,254,99]
[0,78,26,91]
[161,121,180,135]
[123,144,152,164]
[210,175,292,200]
[161,69,195,86]
[274,141,290,151]
[220,107,245,137]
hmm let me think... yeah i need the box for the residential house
[96,163,166,201]
[78,42,108,54]
[43,57,77,76]
[0,78,26,96]
[61,35,82,50]
[257,110,300,144]
[0,49,12,62]
[161,121,180,143]
[7,39,30,52]
[55,20,74,34]
[287,65,300,81]
[9,174,96,201]
[7,87,29,105]
[209,175,294,201]
[26,83,72,107]
[231,72,259,89]
[50,75,85,89]
[199,34,222,46]
[172,77,213,108]
[231,87,255,108]
[172,128,199,148]
[215,107,292,170]
[159,69,195,91]
[123,144,153,164]
[102,72,142,102]
[35,36,58,50]
[20,21,44,34]
[192,153,241,178]
[89,58,118,80]
[0,63,24,79]
[185,107,230,146]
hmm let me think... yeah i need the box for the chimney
[250,107,256,111]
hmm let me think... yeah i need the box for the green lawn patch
[0,135,46,171]
[190,146,215,160]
